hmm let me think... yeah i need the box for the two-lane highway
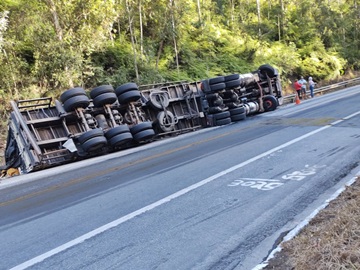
[1,86,360,270]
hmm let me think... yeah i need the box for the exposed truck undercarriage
[1,64,282,175]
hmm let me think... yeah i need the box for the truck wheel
[200,80,211,93]
[212,96,224,106]
[117,90,141,104]
[263,95,278,111]
[82,136,108,152]
[225,79,241,89]
[93,92,117,107]
[115,82,138,96]
[213,111,231,120]
[208,106,223,114]
[60,87,87,104]
[215,117,231,126]
[205,93,219,100]
[133,129,155,142]
[209,76,225,85]
[105,125,130,139]
[78,128,104,144]
[130,122,153,135]
[231,113,246,122]
[109,132,133,147]
[222,91,239,103]
[63,95,90,112]
[147,92,170,110]
[90,85,115,99]
[156,110,176,132]
[224,74,240,81]
[210,82,226,92]
[229,107,245,115]
[258,64,278,79]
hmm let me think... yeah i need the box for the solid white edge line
[252,172,360,270]
[11,109,360,270]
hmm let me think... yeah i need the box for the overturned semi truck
[1,64,282,175]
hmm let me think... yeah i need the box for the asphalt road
[1,86,360,270]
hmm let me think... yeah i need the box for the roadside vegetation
[264,177,360,270]
[1,0,360,164]
[0,1,359,105]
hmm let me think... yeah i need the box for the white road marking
[239,178,281,182]
[10,111,360,270]
[253,171,360,270]
[343,111,360,119]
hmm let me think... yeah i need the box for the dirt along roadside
[260,176,360,270]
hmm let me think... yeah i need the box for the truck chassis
[2,64,282,175]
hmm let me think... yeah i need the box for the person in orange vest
[294,79,302,99]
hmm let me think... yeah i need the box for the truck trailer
[1,64,282,175]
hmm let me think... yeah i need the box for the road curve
[1,86,360,270]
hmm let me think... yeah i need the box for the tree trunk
[139,0,144,61]
[169,0,179,74]
[156,39,164,70]
[279,0,284,41]
[196,0,202,24]
[46,0,63,41]
[256,0,261,37]
[126,0,139,80]
[46,0,74,88]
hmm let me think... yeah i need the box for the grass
[263,177,360,270]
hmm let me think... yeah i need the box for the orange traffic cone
[295,94,301,105]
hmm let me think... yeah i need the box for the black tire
[147,92,170,110]
[215,117,231,126]
[209,76,225,85]
[258,64,278,78]
[208,106,223,114]
[225,102,238,109]
[78,128,104,144]
[224,74,240,82]
[93,92,117,107]
[105,125,130,140]
[156,110,176,132]
[210,82,226,92]
[117,90,141,104]
[63,95,90,112]
[108,132,133,147]
[82,136,108,152]
[212,97,223,107]
[115,82,138,96]
[90,85,114,99]
[60,87,87,104]
[130,122,153,135]
[200,80,211,93]
[205,93,220,100]
[263,95,278,111]
[225,79,241,89]
[231,113,246,122]
[213,111,231,120]
[133,129,155,142]
[229,107,245,115]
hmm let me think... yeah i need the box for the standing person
[298,76,307,99]
[294,79,302,99]
[308,76,316,98]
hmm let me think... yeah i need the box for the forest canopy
[0,0,358,103]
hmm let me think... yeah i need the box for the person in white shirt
[308,76,316,98]
[298,76,307,99]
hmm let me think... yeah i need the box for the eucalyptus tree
[0,0,118,98]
